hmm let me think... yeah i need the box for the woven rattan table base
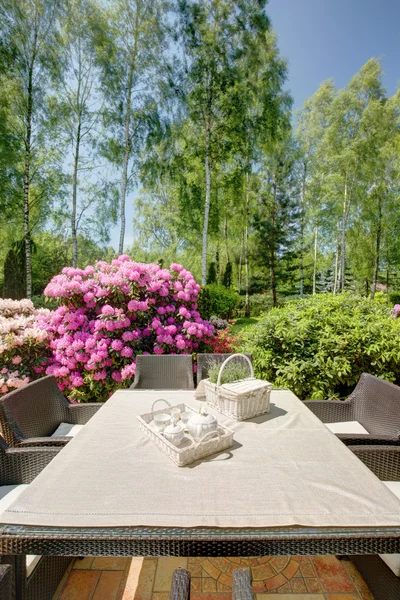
[1,525,400,557]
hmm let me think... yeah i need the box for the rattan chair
[196,353,253,385]
[349,445,400,600]
[170,568,190,600]
[0,375,103,447]
[130,355,194,390]
[0,436,72,600]
[303,373,400,445]
[0,564,14,600]
[232,568,254,600]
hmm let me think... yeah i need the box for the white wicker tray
[137,399,234,467]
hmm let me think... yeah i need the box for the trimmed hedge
[198,284,239,319]
[389,291,400,305]
[241,292,400,400]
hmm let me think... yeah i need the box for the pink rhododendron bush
[39,256,214,402]
[0,299,51,395]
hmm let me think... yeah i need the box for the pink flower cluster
[40,257,214,401]
[393,304,400,319]
[0,300,51,396]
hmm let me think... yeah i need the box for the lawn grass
[229,316,262,336]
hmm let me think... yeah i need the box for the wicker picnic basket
[204,353,272,421]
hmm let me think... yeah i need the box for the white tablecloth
[2,389,400,529]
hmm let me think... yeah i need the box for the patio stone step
[52,555,374,599]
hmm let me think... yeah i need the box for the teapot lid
[164,420,184,434]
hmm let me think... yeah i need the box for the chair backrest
[0,376,69,446]
[352,373,400,437]
[0,436,11,486]
[196,353,253,385]
[130,355,194,390]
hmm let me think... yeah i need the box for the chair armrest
[338,433,400,446]
[17,437,70,447]
[233,568,254,600]
[0,564,14,600]
[350,445,400,481]
[303,399,354,423]
[3,446,61,484]
[169,569,190,600]
[67,403,103,424]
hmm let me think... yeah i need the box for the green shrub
[198,287,212,320]
[389,291,400,305]
[243,293,274,316]
[201,284,239,318]
[241,292,400,400]
[31,295,60,310]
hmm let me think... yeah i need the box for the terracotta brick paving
[53,555,374,599]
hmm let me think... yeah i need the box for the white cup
[180,410,194,426]
[153,413,171,432]
[170,407,181,420]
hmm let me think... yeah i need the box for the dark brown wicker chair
[303,373,400,445]
[0,436,72,600]
[196,353,253,385]
[0,375,103,447]
[170,568,190,600]
[130,355,194,390]
[0,564,14,600]
[232,568,254,600]
[349,445,400,600]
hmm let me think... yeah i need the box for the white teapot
[187,408,218,441]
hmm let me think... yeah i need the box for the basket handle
[192,428,221,450]
[216,353,253,388]
[151,398,172,412]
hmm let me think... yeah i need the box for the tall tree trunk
[224,215,229,262]
[244,172,250,317]
[71,119,81,267]
[201,116,211,286]
[339,173,350,291]
[119,61,134,255]
[238,232,243,292]
[118,2,140,255]
[270,174,278,307]
[23,58,34,299]
[299,163,307,298]
[333,229,340,295]
[312,222,318,295]
[371,196,383,300]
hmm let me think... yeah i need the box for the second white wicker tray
[137,400,234,467]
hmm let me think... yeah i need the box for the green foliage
[208,360,250,384]
[197,287,212,320]
[241,292,400,400]
[3,249,25,299]
[204,284,239,319]
[389,292,400,305]
[236,293,274,317]
[222,261,232,288]
[207,262,217,285]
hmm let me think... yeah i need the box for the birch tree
[0,0,61,298]
[95,0,166,255]
[56,0,103,267]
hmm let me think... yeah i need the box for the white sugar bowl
[163,420,185,447]
[187,410,218,441]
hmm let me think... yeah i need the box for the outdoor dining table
[1,388,400,559]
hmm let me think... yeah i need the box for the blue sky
[110,0,400,251]
[268,0,400,110]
